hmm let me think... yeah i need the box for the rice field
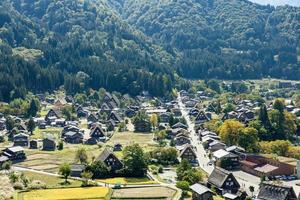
[17,187,110,200]
[96,177,158,185]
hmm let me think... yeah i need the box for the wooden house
[179,144,197,163]
[70,164,86,177]
[45,109,61,124]
[108,111,122,124]
[87,113,98,123]
[195,111,210,124]
[171,122,188,130]
[190,183,213,200]
[207,167,240,195]
[209,141,226,152]
[256,183,298,200]
[64,131,84,144]
[213,149,240,170]
[13,133,29,147]
[90,125,106,141]
[174,133,191,146]
[159,112,171,123]
[42,135,56,151]
[134,119,151,132]
[96,148,123,171]
[2,146,26,161]
[29,139,39,149]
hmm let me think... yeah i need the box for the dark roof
[208,167,239,188]
[96,148,116,162]
[257,183,297,200]
[179,144,196,157]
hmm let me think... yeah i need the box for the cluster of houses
[190,171,299,200]
[178,89,300,200]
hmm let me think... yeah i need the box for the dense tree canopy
[0,0,299,101]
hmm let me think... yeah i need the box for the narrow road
[177,94,260,194]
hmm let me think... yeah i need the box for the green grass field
[108,131,157,152]
[19,145,102,173]
[22,171,82,188]
[32,127,62,140]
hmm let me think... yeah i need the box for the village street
[177,94,261,195]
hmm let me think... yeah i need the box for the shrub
[28,180,46,189]
[158,166,163,173]
[13,182,24,190]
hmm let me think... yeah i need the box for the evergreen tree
[258,104,271,130]
[27,99,39,117]
[27,117,36,134]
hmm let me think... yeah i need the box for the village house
[209,141,226,152]
[108,111,122,124]
[179,144,197,163]
[207,167,240,195]
[70,164,86,178]
[190,183,213,200]
[189,108,200,117]
[87,113,98,123]
[172,122,188,130]
[195,111,210,124]
[213,149,240,170]
[84,137,98,145]
[13,133,29,147]
[0,155,9,166]
[96,148,123,171]
[134,119,151,132]
[42,135,56,151]
[90,125,106,141]
[64,131,84,144]
[29,139,39,149]
[159,112,171,123]
[125,108,136,118]
[2,146,26,161]
[45,109,61,124]
[174,133,191,146]
[256,183,298,200]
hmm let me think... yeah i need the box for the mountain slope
[109,0,300,79]
[0,0,175,101]
[0,0,299,101]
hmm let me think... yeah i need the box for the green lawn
[32,127,62,140]
[108,131,157,152]
[19,145,102,173]
[22,171,82,188]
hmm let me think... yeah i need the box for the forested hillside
[0,0,299,102]
[0,0,175,101]
[111,0,300,79]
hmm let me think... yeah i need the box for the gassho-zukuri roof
[96,148,117,162]
[256,183,298,200]
[208,167,239,188]
[190,183,212,195]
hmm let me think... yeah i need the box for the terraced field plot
[17,187,110,200]
[111,186,176,200]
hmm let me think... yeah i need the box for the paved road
[177,94,260,194]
